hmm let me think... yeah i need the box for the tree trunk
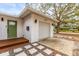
[56,22,61,33]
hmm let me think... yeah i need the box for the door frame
[7,20,17,38]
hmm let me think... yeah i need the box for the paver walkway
[0,42,66,56]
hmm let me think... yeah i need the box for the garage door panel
[39,22,50,39]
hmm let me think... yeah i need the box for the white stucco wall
[50,25,54,38]
[0,15,22,40]
[22,14,32,42]
[30,14,54,42]
[30,14,39,42]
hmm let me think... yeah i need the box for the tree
[51,3,79,33]
[39,3,79,33]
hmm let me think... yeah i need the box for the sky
[0,3,26,16]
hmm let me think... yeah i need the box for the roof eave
[19,7,58,23]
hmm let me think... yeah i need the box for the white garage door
[39,21,50,39]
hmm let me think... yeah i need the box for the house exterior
[0,7,57,43]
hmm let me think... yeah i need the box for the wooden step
[0,37,29,53]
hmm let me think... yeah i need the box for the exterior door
[7,20,17,38]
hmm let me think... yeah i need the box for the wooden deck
[0,37,29,53]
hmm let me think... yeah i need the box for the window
[9,22,15,25]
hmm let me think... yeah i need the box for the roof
[0,12,18,18]
[0,7,58,22]
[19,7,58,22]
